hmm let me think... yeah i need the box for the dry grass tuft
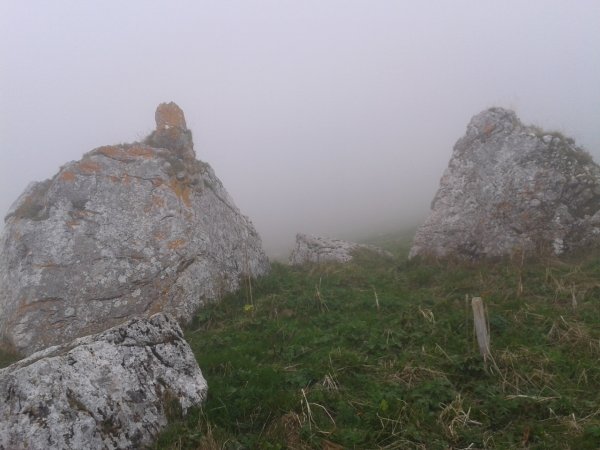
[195,421,222,450]
[494,347,556,395]
[320,372,340,391]
[300,388,336,435]
[438,394,482,440]
[264,411,312,450]
[547,316,600,354]
[388,363,448,388]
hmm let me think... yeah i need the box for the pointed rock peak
[146,102,194,159]
[476,106,518,121]
[155,102,187,131]
[410,108,600,260]
[466,107,521,138]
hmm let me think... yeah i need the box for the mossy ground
[154,232,600,449]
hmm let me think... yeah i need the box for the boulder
[289,233,392,265]
[0,103,270,355]
[0,313,207,450]
[410,107,600,259]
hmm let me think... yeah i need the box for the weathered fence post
[471,297,491,361]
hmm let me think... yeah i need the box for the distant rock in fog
[0,313,206,450]
[289,233,393,265]
[0,102,269,355]
[410,107,600,259]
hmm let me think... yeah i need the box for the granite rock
[410,107,600,259]
[0,103,269,355]
[0,313,207,450]
[289,233,392,265]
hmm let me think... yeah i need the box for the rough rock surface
[0,103,269,355]
[0,313,207,450]
[146,102,194,160]
[289,233,392,265]
[410,107,600,259]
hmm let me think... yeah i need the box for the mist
[2,1,600,258]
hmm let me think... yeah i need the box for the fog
[2,1,600,258]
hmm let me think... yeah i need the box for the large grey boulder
[289,233,392,265]
[0,313,207,450]
[0,102,269,355]
[410,107,600,259]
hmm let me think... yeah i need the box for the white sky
[1,1,600,257]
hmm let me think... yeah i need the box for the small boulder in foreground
[0,313,207,450]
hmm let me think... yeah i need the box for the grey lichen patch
[0,314,207,450]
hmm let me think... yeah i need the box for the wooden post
[471,297,491,361]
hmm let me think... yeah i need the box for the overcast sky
[1,1,600,257]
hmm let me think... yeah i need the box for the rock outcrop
[146,102,194,160]
[410,107,600,259]
[0,102,269,355]
[289,234,392,265]
[0,313,207,450]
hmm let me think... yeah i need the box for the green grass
[154,235,600,449]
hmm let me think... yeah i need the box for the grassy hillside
[154,234,600,449]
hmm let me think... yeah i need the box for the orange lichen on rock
[95,145,155,161]
[66,220,80,230]
[155,102,187,130]
[144,195,166,213]
[483,122,496,136]
[152,195,165,208]
[14,296,61,316]
[127,145,155,159]
[153,230,167,241]
[96,146,126,159]
[78,161,103,174]
[59,171,76,182]
[168,179,192,207]
[147,290,169,315]
[167,239,186,250]
[71,210,96,219]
